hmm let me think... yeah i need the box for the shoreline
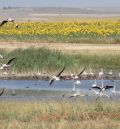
[0,74,119,80]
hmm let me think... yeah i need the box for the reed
[1,47,120,74]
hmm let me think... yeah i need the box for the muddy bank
[0,74,119,80]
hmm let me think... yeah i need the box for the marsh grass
[1,47,120,74]
[0,100,120,129]
[0,34,120,44]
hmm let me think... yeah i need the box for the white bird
[71,80,81,93]
[92,79,97,87]
[49,66,65,86]
[71,67,86,80]
[0,57,16,70]
[70,68,85,94]
[89,84,113,98]
[75,80,81,85]
[109,70,113,76]
[101,76,104,88]
[69,77,86,98]
[89,67,94,76]
[98,68,104,79]
[90,76,113,98]
[0,18,18,28]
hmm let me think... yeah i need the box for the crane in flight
[49,66,65,86]
[0,18,18,28]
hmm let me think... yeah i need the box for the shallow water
[0,79,119,91]
[0,79,120,101]
[0,80,120,91]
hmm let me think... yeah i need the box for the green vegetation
[0,100,120,129]
[0,34,119,44]
[1,47,120,74]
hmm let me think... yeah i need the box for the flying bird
[90,83,113,98]
[91,85,113,92]
[92,79,97,87]
[71,67,86,79]
[0,18,18,28]
[0,57,16,70]
[100,85,114,92]
[78,67,86,77]
[49,66,65,86]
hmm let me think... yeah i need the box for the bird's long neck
[101,77,104,88]
[95,79,97,85]
[113,81,116,92]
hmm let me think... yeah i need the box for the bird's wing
[0,88,4,96]
[56,66,65,77]
[78,67,86,76]
[105,85,114,89]
[91,86,102,90]
[6,57,16,65]
[0,20,8,27]
[49,78,55,86]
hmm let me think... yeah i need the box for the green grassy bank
[1,47,120,74]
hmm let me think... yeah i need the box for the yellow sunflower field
[0,19,120,43]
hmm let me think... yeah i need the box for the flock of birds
[0,55,16,96]
[0,53,118,99]
[49,67,118,99]
[0,18,119,99]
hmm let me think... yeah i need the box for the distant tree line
[2,6,19,10]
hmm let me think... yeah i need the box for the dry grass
[1,42,120,55]
[0,120,120,129]
[0,100,120,129]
